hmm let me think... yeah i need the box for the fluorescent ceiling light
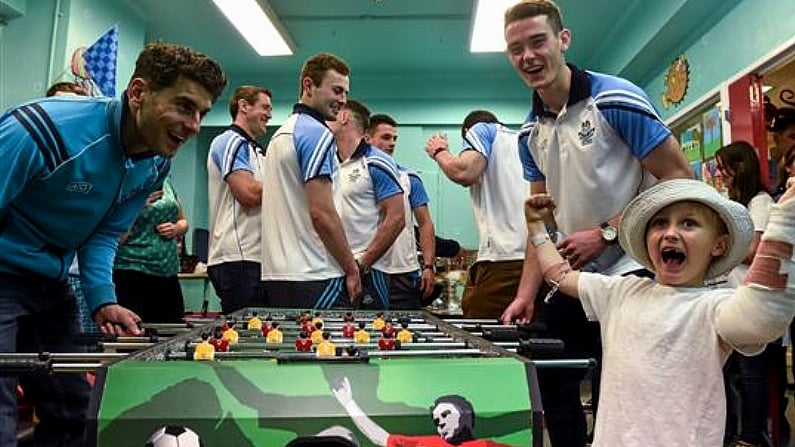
[212,0,294,56]
[469,0,516,53]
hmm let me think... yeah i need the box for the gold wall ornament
[662,55,690,109]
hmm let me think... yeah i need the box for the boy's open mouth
[661,247,686,267]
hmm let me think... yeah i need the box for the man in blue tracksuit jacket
[0,42,226,446]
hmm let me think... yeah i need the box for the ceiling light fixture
[469,0,516,53]
[211,0,294,56]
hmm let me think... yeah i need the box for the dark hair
[131,42,227,101]
[770,107,795,133]
[367,114,398,135]
[343,99,371,132]
[299,53,350,97]
[46,82,87,97]
[430,395,475,442]
[777,145,795,192]
[461,110,499,138]
[504,0,564,33]
[715,141,766,206]
[228,85,272,119]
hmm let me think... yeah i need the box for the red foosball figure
[381,319,396,339]
[342,321,356,338]
[209,328,229,353]
[378,331,396,351]
[261,316,274,338]
[295,332,313,352]
[343,311,355,323]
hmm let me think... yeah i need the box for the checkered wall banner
[83,24,119,97]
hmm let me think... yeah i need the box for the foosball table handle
[517,338,565,357]
[0,354,53,376]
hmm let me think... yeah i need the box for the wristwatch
[600,222,618,245]
[423,263,436,274]
[356,258,371,275]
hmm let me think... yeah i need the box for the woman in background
[113,178,188,323]
[715,141,779,447]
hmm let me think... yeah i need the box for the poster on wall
[680,124,703,163]
[702,106,722,159]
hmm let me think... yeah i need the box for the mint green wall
[643,0,795,120]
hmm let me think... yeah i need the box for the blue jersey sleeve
[210,134,256,179]
[408,173,429,209]
[518,121,545,182]
[294,114,336,182]
[367,151,403,202]
[591,74,672,158]
[79,160,170,312]
[462,122,496,159]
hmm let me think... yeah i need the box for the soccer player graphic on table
[331,376,514,446]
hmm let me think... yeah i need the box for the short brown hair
[367,114,398,135]
[343,99,371,132]
[461,110,499,138]
[228,85,272,119]
[131,42,227,101]
[46,82,87,97]
[299,53,350,97]
[504,0,564,33]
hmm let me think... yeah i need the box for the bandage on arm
[528,220,580,298]
[744,199,795,292]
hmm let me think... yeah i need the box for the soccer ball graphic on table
[145,426,203,447]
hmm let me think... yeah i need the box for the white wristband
[531,233,551,247]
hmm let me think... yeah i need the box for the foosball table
[6,309,580,447]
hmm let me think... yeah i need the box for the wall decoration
[701,105,722,159]
[662,55,690,109]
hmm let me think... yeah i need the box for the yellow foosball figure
[266,322,283,344]
[397,328,413,344]
[222,322,239,345]
[247,312,263,331]
[193,334,216,361]
[316,331,336,358]
[354,322,370,344]
[372,312,386,331]
[311,322,325,344]
[311,311,324,328]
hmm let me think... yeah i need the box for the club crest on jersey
[348,168,362,183]
[578,120,595,146]
[65,181,93,194]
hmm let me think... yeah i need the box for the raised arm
[331,376,389,446]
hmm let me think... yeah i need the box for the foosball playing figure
[261,315,274,338]
[311,311,324,328]
[342,319,356,339]
[378,330,396,351]
[193,332,215,361]
[316,331,336,358]
[354,322,370,344]
[311,322,325,344]
[265,322,283,344]
[381,318,396,339]
[372,312,386,331]
[247,312,262,331]
[222,321,239,345]
[397,320,413,344]
[209,328,229,353]
[295,331,313,352]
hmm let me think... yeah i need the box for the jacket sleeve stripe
[30,103,69,165]
[11,109,56,171]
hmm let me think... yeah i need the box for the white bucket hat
[618,179,754,280]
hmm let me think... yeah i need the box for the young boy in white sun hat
[525,178,795,447]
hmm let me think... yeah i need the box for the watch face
[601,226,618,242]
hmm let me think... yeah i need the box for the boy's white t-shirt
[576,272,785,447]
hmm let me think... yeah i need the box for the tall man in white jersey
[260,54,362,308]
[366,114,437,307]
[330,100,405,309]
[425,110,529,318]
[499,1,693,445]
[207,85,272,313]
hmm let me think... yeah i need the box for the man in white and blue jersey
[0,42,226,447]
[426,110,529,318]
[260,54,362,308]
[207,85,272,313]
[500,2,692,446]
[330,101,405,310]
[366,114,437,308]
